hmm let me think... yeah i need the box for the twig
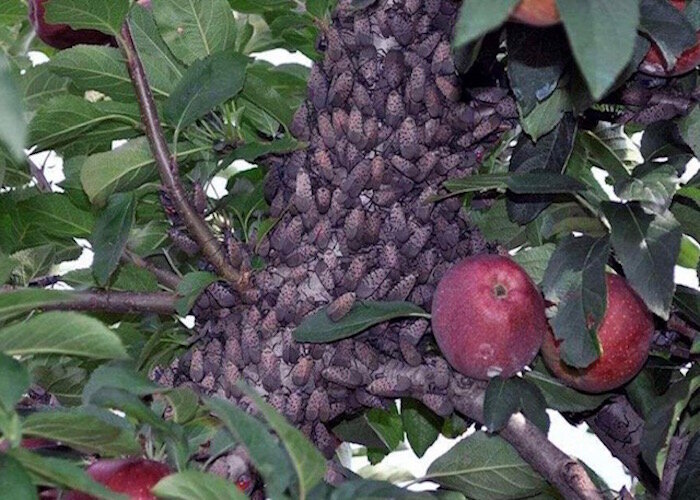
[449,376,603,500]
[118,23,248,292]
[39,290,176,315]
[27,156,51,193]
[658,435,690,500]
[667,314,698,341]
[121,249,182,290]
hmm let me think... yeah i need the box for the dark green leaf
[10,448,122,500]
[558,0,640,99]
[639,0,698,70]
[44,0,129,36]
[22,409,140,456]
[152,0,237,65]
[0,454,36,500]
[164,51,249,129]
[602,202,681,319]
[332,412,392,452]
[402,399,441,458]
[483,377,549,433]
[88,386,173,434]
[520,87,572,141]
[472,199,526,249]
[511,244,556,284]
[92,193,135,286]
[507,115,578,224]
[82,362,164,403]
[0,352,30,411]
[175,272,218,316]
[452,0,519,48]
[578,130,632,182]
[678,105,700,158]
[674,285,700,326]
[542,235,610,367]
[239,384,327,498]
[0,312,127,360]
[206,397,295,498]
[17,193,95,240]
[525,360,609,412]
[367,404,403,453]
[426,431,547,500]
[293,300,429,343]
[153,470,247,500]
[330,480,432,500]
[614,162,680,213]
[642,367,699,476]
[164,387,199,424]
[671,433,700,500]
[506,25,570,115]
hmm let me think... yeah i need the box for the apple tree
[0,0,698,498]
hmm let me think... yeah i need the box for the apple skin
[639,0,700,77]
[541,274,654,393]
[431,255,548,380]
[29,0,116,49]
[65,458,171,500]
[510,0,560,27]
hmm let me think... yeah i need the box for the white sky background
[27,44,700,493]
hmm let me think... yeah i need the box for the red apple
[639,0,700,76]
[28,0,116,49]
[541,274,654,393]
[431,255,548,380]
[510,0,561,27]
[65,458,171,500]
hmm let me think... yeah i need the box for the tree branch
[449,376,603,500]
[40,291,176,315]
[121,249,181,290]
[658,435,690,500]
[118,23,248,292]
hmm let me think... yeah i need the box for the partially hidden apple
[639,0,700,77]
[541,274,654,393]
[510,0,560,27]
[65,458,171,500]
[431,255,548,380]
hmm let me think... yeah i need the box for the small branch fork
[118,22,248,292]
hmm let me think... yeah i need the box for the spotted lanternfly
[169,228,200,256]
[308,65,329,109]
[326,292,356,322]
[422,393,453,417]
[385,90,406,127]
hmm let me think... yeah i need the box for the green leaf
[671,433,700,500]
[44,0,129,36]
[525,360,609,412]
[452,0,519,48]
[206,397,296,498]
[164,387,199,424]
[472,199,526,249]
[92,193,135,286]
[48,46,134,102]
[442,173,583,198]
[332,412,393,452]
[367,404,403,453]
[22,409,140,456]
[507,115,578,224]
[642,367,700,477]
[293,300,429,343]
[20,63,70,112]
[10,448,123,500]
[331,480,431,500]
[639,0,698,70]
[511,244,556,284]
[152,0,237,65]
[239,384,326,499]
[602,202,682,319]
[82,362,164,403]
[128,4,186,97]
[0,251,17,284]
[578,130,632,182]
[402,399,441,458]
[614,162,681,213]
[483,377,549,433]
[542,234,610,368]
[0,312,127,359]
[425,431,547,500]
[677,236,700,269]
[674,285,700,326]
[12,193,95,242]
[153,470,247,500]
[678,105,700,158]
[671,199,700,244]
[558,0,640,99]
[165,50,249,130]
[88,386,173,435]
[0,0,26,25]
[175,272,218,316]
[0,454,38,500]
[520,87,572,141]
[0,55,26,159]
[0,289,72,322]
[0,352,30,411]
[81,137,202,206]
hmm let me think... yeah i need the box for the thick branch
[121,249,181,290]
[41,291,176,315]
[449,377,603,500]
[118,23,247,291]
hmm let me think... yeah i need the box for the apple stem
[118,22,248,292]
